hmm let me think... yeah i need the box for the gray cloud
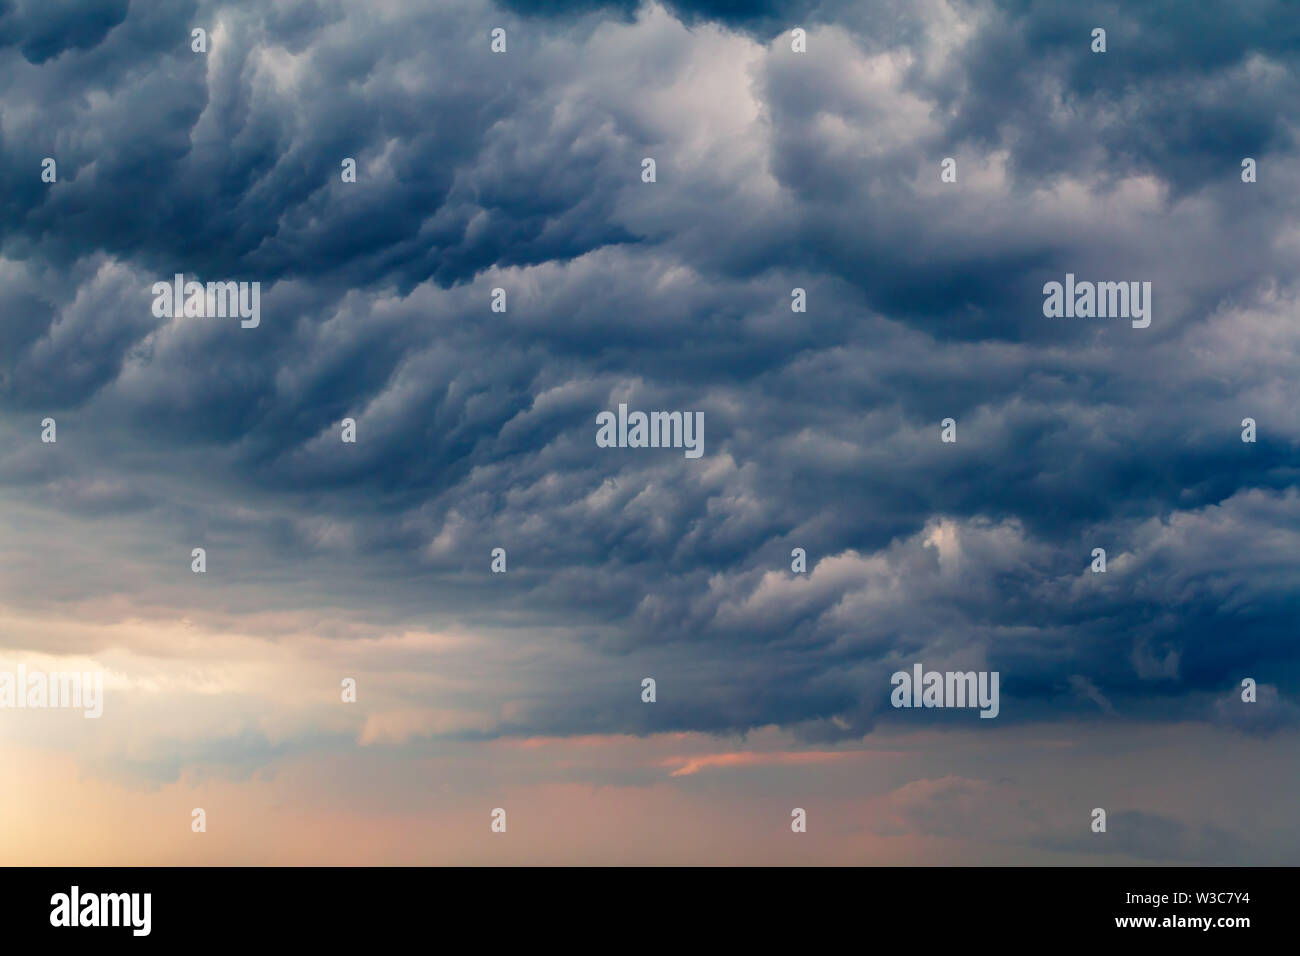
[0,0,1297,759]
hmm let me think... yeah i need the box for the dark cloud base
[0,0,1297,759]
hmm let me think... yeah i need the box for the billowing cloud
[0,0,1296,862]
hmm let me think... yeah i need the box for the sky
[0,0,1298,865]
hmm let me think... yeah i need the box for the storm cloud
[0,0,1296,862]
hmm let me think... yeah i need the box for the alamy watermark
[152,273,260,328]
[1042,273,1150,328]
[0,664,103,718]
[596,403,704,458]
[890,663,999,718]
[50,887,150,936]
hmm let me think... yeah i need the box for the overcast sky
[0,0,1297,864]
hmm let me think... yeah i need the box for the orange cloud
[666,749,864,777]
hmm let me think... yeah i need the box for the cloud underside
[0,0,1297,854]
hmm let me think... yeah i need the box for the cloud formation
[0,0,1296,862]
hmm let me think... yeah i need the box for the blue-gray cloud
[0,0,1297,755]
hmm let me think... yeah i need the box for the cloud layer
[0,0,1296,862]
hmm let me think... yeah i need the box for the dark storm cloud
[2,0,645,291]
[0,0,1297,746]
[0,0,130,64]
